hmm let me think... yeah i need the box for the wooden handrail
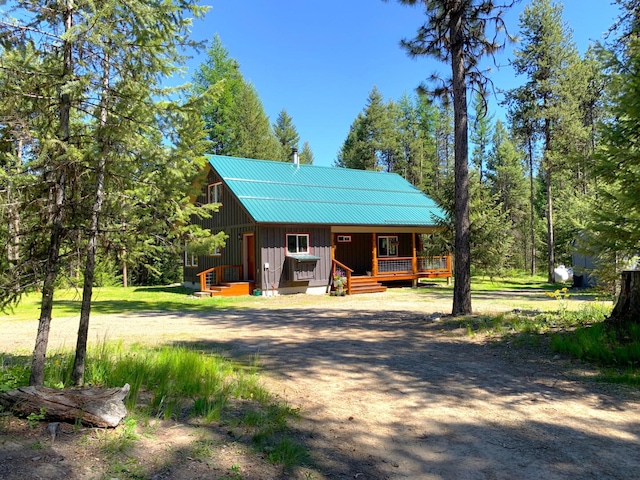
[196,265,243,291]
[196,267,216,291]
[332,258,354,295]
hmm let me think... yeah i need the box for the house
[183,153,452,296]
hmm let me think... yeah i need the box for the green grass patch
[419,273,561,292]
[551,322,640,384]
[0,285,260,321]
[0,342,309,470]
[465,300,640,385]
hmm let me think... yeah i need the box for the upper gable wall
[195,168,254,232]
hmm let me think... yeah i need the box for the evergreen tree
[511,0,580,282]
[336,113,372,168]
[192,35,243,155]
[394,0,514,315]
[227,82,280,160]
[299,140,315,165]
[589,2,640,290]
[273,109,300,162]
[193,36,279,160]
[505,86,541,275]
[395,93,426,186]
[0,0,214,385]
[486,121,528,223]
[470,92,493,185]
[486,120,529,269]
[337,87,396,171]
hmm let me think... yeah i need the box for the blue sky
[182,0,621,167]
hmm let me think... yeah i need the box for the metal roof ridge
[225,177,424,195]
[208,155,406,177]
[238,195,438,208]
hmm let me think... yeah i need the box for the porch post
[331,233,335,276]
[411,233,418,274]
[371,233,378,277]
[411,233,418,288]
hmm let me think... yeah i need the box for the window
[184,245,198,267]
[208,182,222,204]
[286,233,309,254]
[378,236,398,257]
[209,246,222,257]
[337,235,351,243]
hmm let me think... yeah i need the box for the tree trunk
[528,137,536,276]
[543,113,555,283]
[450,4,472,316]
[606,271,640,326]
[0,384,129,428]
[29,181,65,386]
[545,163,555,283]
[72,52,110,386]
[122,254,128,288]
[31,0,73,386]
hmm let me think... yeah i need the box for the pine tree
[0,0,212,385]
[227,82,280,160]
[589,3,640,297]
[470,92,493,185]
[193,36,279,160]
[299,140,315,165]
[486,120,529,269]
[505,86,541,275]
[273,109,300,162]
[393,0,514,315]
[511,0,579,282]
[337,87,397,171]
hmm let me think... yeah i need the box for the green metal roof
[208,155,446,227]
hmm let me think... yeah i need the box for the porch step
[209,281,255,297]
[349,277,387,295]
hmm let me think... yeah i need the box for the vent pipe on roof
[291,147,299,167]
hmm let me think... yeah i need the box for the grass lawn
[1,284,262,321]
[420,272,567,292]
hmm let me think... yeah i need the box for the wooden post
[331,233,336,278]
[411,233,418,274]
[372,233,378,277]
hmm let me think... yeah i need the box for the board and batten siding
[184,168,255,285]
[257,225,332,291]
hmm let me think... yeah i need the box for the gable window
[286,233,309,254]
[184,244,198,267]
[208,182,222,204]
[378,236,398,257]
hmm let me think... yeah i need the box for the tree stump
[606,270,640,326]
[0,383,129,428]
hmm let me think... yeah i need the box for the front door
[243,233,255,281]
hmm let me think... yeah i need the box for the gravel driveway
[2,290,639,479]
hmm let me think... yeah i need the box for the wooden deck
[196,281,255,297]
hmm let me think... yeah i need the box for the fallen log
[0,383,129,428]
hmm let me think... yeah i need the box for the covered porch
[331,227,452,295]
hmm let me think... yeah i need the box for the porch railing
[331,258,354,295]
[377,255,451,276]
[197,264,243,291]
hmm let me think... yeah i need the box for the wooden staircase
[198,281,255,297]
[349,276,387,295]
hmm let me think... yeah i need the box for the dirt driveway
[2,289,639,479]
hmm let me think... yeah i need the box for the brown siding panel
[259,225,331,291]
[185,168,255,286]
[334,233,371,275]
